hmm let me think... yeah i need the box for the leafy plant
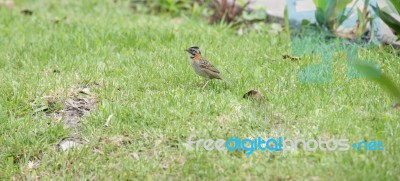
[312,0,378,41]
[372,0,400,38]
[208,0,251,24]
[313,0,353,30]
[355,0,371,38]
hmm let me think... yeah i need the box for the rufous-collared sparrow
[185,46,223,88]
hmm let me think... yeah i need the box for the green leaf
[315,8,326,26]
[388,0,400,14]
[336,0,352,10]
[354,62,400,101]
[372,6,400,34]
[313,0,353,28]
[313,0,328,9]
[284,5,290,36]
[337,9,350,25]
[325,0,337,23]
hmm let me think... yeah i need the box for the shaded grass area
[0,0,399,180]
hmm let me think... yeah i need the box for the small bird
[185,46,222,89]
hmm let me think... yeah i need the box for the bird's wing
[199,59,220,74]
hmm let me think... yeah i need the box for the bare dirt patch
[42,85,97,129]
[33,83,99,151]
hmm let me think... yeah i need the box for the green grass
[0,0,399,180]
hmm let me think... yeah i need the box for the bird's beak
[184,49,189,52]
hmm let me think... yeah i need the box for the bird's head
[185,46,201,58]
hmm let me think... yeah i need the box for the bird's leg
[202,79,210,89]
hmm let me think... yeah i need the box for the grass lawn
[0,0,399,180]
